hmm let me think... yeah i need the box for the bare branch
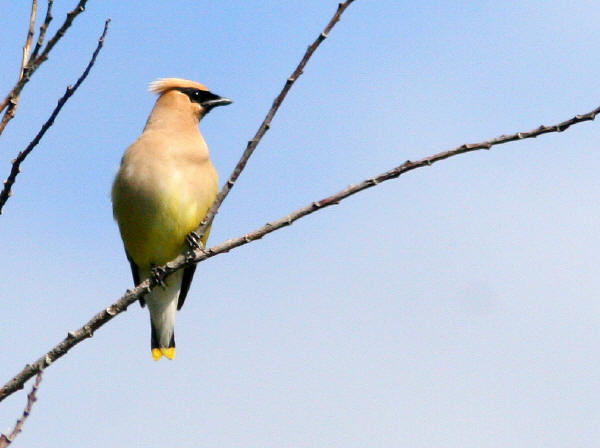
[192,0,356,244]
[0,1,356,402]
[0,370,43,447]
[0,0,88,136]
[0,0,38,138]
[0,19,110,215]
[1,100,597,403]
[29,0,88,68]
[0,0,358,400]
[19,0,38,82]
[30,0,54,62]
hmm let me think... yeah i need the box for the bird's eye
[174,87,219,105]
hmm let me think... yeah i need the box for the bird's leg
[150,265,167,289]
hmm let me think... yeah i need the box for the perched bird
[112,78,231,360]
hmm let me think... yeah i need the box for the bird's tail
[151,322,176,360]
[145,270,183,361]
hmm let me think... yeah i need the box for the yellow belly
[113,168,216,270]
[137,200,199,266]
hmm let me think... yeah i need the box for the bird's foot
[150,266,167,289]
[186,231,205,251]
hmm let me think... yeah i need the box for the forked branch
[1,0,598,409]
[0,370,43,447]
[0,0,88,137]
[193,0,357,243]
[30,0,55,63]
[0,19,110,215]
[0,0,358,401]
[1,97,597,403]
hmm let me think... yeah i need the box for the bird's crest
[149,78,209,95]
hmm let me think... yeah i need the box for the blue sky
[1,1,600,446]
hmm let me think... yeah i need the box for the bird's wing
[177,264,197,310]
[125,250,145,307]
[177,224,212,310]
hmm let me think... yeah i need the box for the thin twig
[192,0,356,244]
[19,0,38,82]
[30,0,54,62]
[0,370,43,448]
[1,101,597,403]
[29,0,88,68]
[0,0,88,136]
[0,0,38,138]
[0,19,110,215]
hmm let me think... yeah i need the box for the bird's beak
[201,96,233,109]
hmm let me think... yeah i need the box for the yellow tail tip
[152,347,176,361]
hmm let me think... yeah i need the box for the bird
[112,78,232,360]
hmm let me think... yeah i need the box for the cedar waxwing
[112,78,231,360]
